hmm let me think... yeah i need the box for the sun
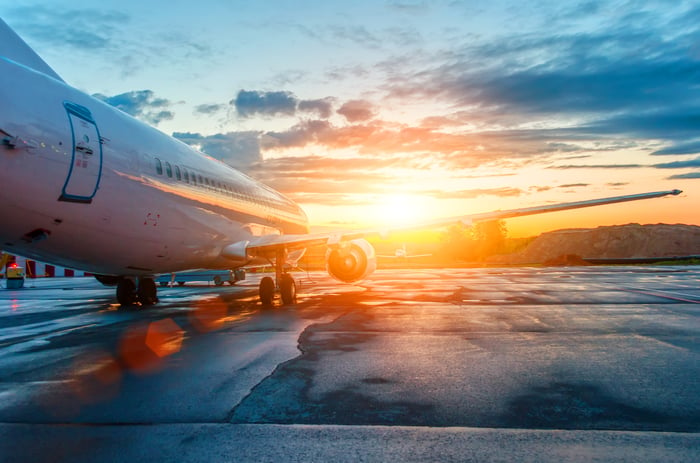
[371,193,429,227]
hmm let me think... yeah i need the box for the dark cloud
[231,90,335,120]
[653,157,700,169]
[233,90,297,118]
[557,183,590,188]
[668,172,700,179]
[94,90,174,125]
[337,100,375,122]
[173,131,262,171]
[380,9,700,156]
[652,140,700,156]
[298,98,334,119]
[194,104,226,115]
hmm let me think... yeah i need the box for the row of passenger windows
[153,157,297,214]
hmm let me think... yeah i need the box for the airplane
[0,18,683,307]
[377,244,432,259]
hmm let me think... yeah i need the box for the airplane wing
[226,189,682,259]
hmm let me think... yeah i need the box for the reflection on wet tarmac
[0,268,699,462]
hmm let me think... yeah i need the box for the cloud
[5,6,129,50]
[173,131,262,171]
[653,157,700,169]
[328,25,382,49]
[337,100,376,122]
[423,188,523,199]
[547,164,644,169]
[233,90,298,118]
[668,172,700,179]
[94,90,174,125]
[194,104,226,115]
[232,90,335,120]
[379,8,700,155]
[557,183,589,188]
[298,98,334,119]
[4,5,210,78]
[652,140,700,156]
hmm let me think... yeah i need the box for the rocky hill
[491,223,700,265]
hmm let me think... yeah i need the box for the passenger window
[175,166,181,181]
[165,162,172,178]
[155,158,163,175]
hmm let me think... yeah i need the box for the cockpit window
[175,166,181,181]
[165,162,172,178]
[155,158,163,175]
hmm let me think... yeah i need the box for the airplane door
[59,102,103,203]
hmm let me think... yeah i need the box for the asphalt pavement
[0,267,699,462]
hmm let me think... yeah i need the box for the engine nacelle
[325,238,377,283]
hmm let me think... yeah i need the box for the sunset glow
[3,1,698,237]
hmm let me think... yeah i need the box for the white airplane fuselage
[0,56,309,277]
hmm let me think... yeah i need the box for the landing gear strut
[258,248,297,306]
[116,277,159,307]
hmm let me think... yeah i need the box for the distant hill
[490,223,700,265]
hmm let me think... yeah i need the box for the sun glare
[371,193,429,227]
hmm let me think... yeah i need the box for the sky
[2,0,699,236]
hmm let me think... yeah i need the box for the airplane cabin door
[59,102,103,203]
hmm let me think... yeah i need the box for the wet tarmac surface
[0,267,699,462]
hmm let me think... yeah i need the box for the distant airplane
[377,244,432,259]
[0,18,683,306]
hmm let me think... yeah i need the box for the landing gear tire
[138,277,159,305]
[259,276,275,306]
[116,278,137,306]
[280,273,296,305]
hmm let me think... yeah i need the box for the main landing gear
[258,248,297,306]
[116,276,159,307]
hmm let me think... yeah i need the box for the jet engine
[325,238,377,283]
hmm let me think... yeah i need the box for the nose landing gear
[258,248,297,306]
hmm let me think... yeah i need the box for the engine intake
[325,238,377,283]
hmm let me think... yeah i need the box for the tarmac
[0,266,699,462]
